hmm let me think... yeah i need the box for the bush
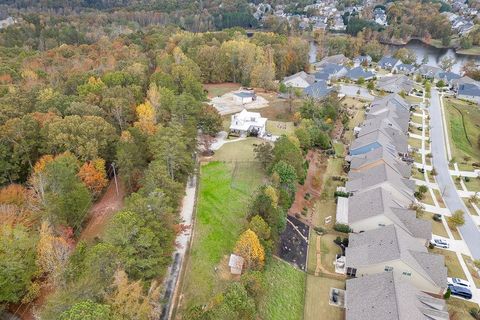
[314,226,326,235]
[334,191,349,198]
[433,214,442,222]
[444,288,451,299]
[333,223,352,233]
[465,177,470,182]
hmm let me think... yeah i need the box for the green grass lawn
[204,82,240,98]
[408,136,423,150]
[259,259,306,320]
[333,142,345,157]
[212,137,266,162]
[444,98,480,170]
[180,161,264,310]
[429,248,466,279]
[320,234,343,274]
[405,95,423,104]
[464,177,480,193]
[419,213,448,238]
[304,275,345,320]
[266,120,294,136]
[411,114,424,124]
[462,254,480,289]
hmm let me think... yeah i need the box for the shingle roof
[346,66,375,81]
[314,63,346,80]
[416,65,443,78]
[378,56,400,69]
[283,71,315,85]
[458,83,480,97]
[396,63,416,73]
[350,129,408,155]
[349,147,412,178]
[303,80,333,99]
[367,94,411,132]
[346,272,449,320]
[377,75,415,93]
[438,71,461,83]
[346,225,447,289]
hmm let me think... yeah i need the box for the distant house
[437,71,461,87]
[233,91,256,104]
[344,186,429,240]
[457,83,480,104]
[378,56,401,70]
[367,94,411,133]
[303,80,334,99]
[345,66,375,81]
[346,272,449,320]
[345,224,447,295]
[353,55,372,67]
[282,71,315,88]
[230,109,267,137]
[314,63,348,81]
[228,254,244,275]
[313,54,349,69]
[376,75,415,94]
[393,63,416,75]
[415,65,443,80]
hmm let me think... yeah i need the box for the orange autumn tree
[78,158,108,197]
[134,100,157,135]
[234,229,265,270]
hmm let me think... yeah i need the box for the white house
[282,71,315,88]
[230,109,267,137]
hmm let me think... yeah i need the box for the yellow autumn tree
[78,158,108,197]
[264,185,278,209]
[234,229,265,270]
[107,269,161,320]
[134,100,157,135]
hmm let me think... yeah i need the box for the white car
[448,277,471,288]
[430,239,449,249]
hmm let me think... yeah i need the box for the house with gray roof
[345,66,375,81]
[282,71,315,88]
[347,163,415,203]
[343,186,430,240]
[393,63,416,75]
[367,94,411,133]
[415,65,443,80]
[452,75,477,91]
[378,56,401,70]
[457,82,480,104]
[377,75,415,94]
[353,55,372,67]
[313,54,349,69]
[303,80,333,99]
[346,272,449,320]
[345,224,447,295]
[350,125,408,157]
[349,147,412,178]
[314,63,348,81]
[437,71,461,87]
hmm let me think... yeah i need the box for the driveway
[429,89,480,259]
[337,84,374,101]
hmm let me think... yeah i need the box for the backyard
[212,137,266,162]
[304,276,345,320]
[444,97,480,171]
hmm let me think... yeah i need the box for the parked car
[430,239,449,249]
[448,284,473,300]
[448,277,471,288]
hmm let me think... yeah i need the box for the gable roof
[346,66,375,80]
[458,83,480,97]
[438,71,461,83]
[395,63,416,72]
[283,71,315,86]
[350,129,408,155]
[367,94,411,132]
[303,80,333,99]
[346,272,449,320]
[377,75,415,93]
[346,224,447,289]
[378,56,400,69]
[349,147,412,178]
[314,63,347,80]
[416,65,444,78]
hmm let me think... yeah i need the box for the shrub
[433,214,442,222]
[314,226,326,235]
[334,191,349,198]
[333,223,352,233]
[444,288,451,299]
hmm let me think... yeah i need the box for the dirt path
[79,179,125,242]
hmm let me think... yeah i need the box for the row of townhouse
[336,94,449,319]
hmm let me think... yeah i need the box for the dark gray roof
[377,75,415,93]
[346,225,447,289]
[346,272,449,320]
[350,129,408,155]
[378,56,400,69]
[416,65,443,78]
[458,83,480,97]
[438,71,461,82]
[346,66,375,81]
[367,94,411,132]
[349,147,412,178]
[314,63,346,80]
[396,63,416,72]
[303,80,333,99]
[234,91,254,98]
[354,55,372,63]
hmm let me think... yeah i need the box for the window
[384,266,393,272]
[402,271,412,276]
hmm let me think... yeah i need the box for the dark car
[448,284,473,300]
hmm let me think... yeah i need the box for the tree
[249,215,271,241]
[393,48,417,64]
[272,160,298,190]
[77,159,108,197]
[440,56,455,71]
[367,81,375,90]
[437,80,446,88]
[59,300,112,320]
[0,224,38,304]
[448,209,465,227]
[234,229,265,270]
[357,77,365,85]
[254,142,274,170]
[272,135,305,181]
[134,101,157,135]
[197,104,223,136]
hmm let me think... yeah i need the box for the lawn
[464,177,480,193]
[204,82,240,98]
[333,142,345,157]
[447,297,479,320]
[266,120,295,136]
[179,161,264,310]
[444,97,480,170]
[419,213,448,238]
[412,169,425,181]
[411,114,424,124]
[304,275,345,320]
[343,98,366,141]
[408,136,423,150]
[259,258,306,320]
[320,234,343,274]
[462,254,480,289]
[405,95,423,104]
[429,248,466,279]
[433,189,446,208]
[212,137,266,162]
[315,158,346,225]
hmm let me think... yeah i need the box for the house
[228,254,244,275]
[415,65,443,80]
[376,75,415,94]
[437,71,461,87]
[452,75,477,91]
[282,71,315,88]
[367,94,411,133]
[345,66,375,81]
[330,16,346,31]
[346,164,416,204]
[378,56,401,70]
[353,55,372,67]
[349,130,405,156]
[344,186,430,240]
[346,272,449,320]
[349,147,412,178]
[314,63,348,81]
[229,109,267,137]
[345,224,447,295]
[313,54,349,69]
[303,80,334,99]
[393,63,416,75]
[457,83,480,104]
[233,91,256,104]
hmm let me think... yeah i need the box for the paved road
[429,89,480,259]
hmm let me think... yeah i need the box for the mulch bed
[276,215,309,271]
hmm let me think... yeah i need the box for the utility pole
[111,162,119,196]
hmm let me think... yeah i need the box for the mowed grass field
[304,276,345,320]
[179,161,264,310]
[444,98,480,168]
[259,259,306,320]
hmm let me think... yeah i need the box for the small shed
[228,254,245,275]
[234,91,255,104]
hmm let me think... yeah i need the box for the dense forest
[0,5,309,315]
